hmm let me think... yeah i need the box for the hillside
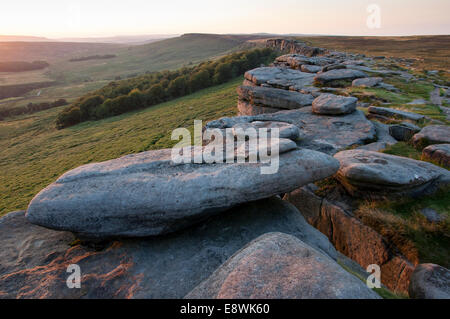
[0,78,240,215]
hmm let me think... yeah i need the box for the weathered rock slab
[314,69,367,85]
[389,122,421,142]
[237,85,313,111]
[409,264,450,299]
[186,233,380,299]
[244,67,315,91]
[352,77,383,88]
[312,93,357,115]
[26,147,339,239]
[334,149,450,197]
[1,198,337,299]
[368,106,425,122]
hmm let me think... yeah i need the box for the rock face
[274,54,335,69]
[312,93,357,115]
[265,39,328,57]
[186,233,380,299]
[207,108,376,155]
[389,122,421,142]
[26,147,339,239]
[358,121,397,152]
[0,198,337,299]
[422,144,450,168]
[237,85,313,116]
[334,150,450,197]
[368,106,425,122]
[244,67,315,91]
[352,77,383,88]
[314,69,367,86]
[412,125,450,149]
[284,186,415,294]
[409,264,450,299]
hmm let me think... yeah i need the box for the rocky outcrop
[186,233,380,299]
[358,121,397,152]
[312,93,357,115]
[368,106,425,122]
[207,108,376,155]
[334,150,450,198]
[422,144,450,168]
[26,147,339,239]
[412,125,450,149]
[237,85,313,116]
[284,186,415,294]
[409,264,450,299]
[0,198,337,299]
[265,39,328,57]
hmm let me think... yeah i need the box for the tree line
[0,61,49,72]
[56,48,276,129]
[0,99,67,120]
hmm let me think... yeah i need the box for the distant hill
[0,35,50,42]
[55,34,177,45]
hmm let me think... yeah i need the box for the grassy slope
[0,77,240,215]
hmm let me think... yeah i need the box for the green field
[0,77,240,215]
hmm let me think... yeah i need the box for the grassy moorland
[0,78,240,215]
[298,35,450,72]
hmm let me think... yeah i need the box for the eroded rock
[409,264,450,299]
[312,93,357,115]
[422,144,450,168]
[186,233,380,299]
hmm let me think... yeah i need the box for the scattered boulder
[352,77,383,88]
[368,106,425,122]
[312,94,357,115]
[409,264,450,299]
[26,147,340,239]
[412,125,450,149]
[422,144,450,168]
[334,149,450,198]
[314,69,367,86]
[186,233,380,299]
[389,122,421,142]
[244,67,315,91]
[231,121,304,141]
[0,198,337,299]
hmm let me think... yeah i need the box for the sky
[1,0,449,38]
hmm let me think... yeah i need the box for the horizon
[1,0,449,38]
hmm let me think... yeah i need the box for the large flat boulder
[244,67,315,91]
[275,54,335,69]
[312,93,357,115]
[186,233,380,299]
[0,198,337,299]
[207,108,376,155]
[334,150,450,197]
[26,147,339,239]
[409,264,450,299]
[412,125,450,149]
[237,85,314,111]
[314,69,367,85]
[352,77,383,88]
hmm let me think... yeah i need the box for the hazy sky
[1,0,449,38]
